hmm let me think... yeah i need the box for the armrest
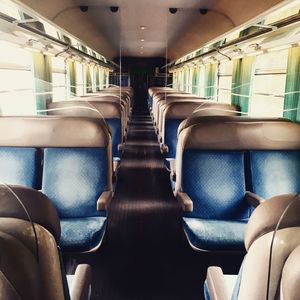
[245,191,265,208]
[160,144,169,154]
[113,159,120,174]
[206,267,230,300]
[176,191,193,212]
[169,159,176,181]
[118,143,124,151]
[97,191,113,211]
[69,264,92,300]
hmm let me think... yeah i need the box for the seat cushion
[182,150,249,219]
[42,147,108,218]
[0,147,40,188]
[106,118,122,158]
[250,150,300,199]
[183,217,247,251]
[60,216,107,252]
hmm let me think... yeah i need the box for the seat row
[0,86,134,253]
[48,86,133,172]
[149,87,300,248]
[149,86,300,298]
[148,87,239,169]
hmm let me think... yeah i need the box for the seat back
[48,100,123,158]
[161,101,240,160]
[0,185,66,300]
[236,194,300,300]
[0,147,41,188]
[154,94,201,127]
[159,101,207,159]
[0,116,112,219]
[175,116,299,220]
[177,102,240,135]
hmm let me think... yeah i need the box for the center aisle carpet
[80,111,205,300]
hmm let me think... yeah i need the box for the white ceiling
[19,0,284,60]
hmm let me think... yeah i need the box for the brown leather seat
[0,184,92,300]
[204,193,300,300]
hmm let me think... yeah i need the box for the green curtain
[183,68,187,92]
[85,64,92,93]
[192,67,200,95]
[67,60,76,96]
[33,53,52,114]
[283,46,300,122]
[205,64,217,98]
[95,66,100,91]
[231,56,255,114]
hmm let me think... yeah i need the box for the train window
[191,66,200,95]
[75,61,84,96]
[66,59,76,97]
[32,53,52,113]
[52,57,67,101]
[250,50,288,117]
[0,40,36,116]
[217,60,233,104]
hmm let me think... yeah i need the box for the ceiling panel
[19,0,285,60]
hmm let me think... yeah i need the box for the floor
[75,104,242,300]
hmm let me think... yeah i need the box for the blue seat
[0,116,113,253]
[160,101,239,170]
[0,147,41,188]
[204,194,300,300]
[175,116,300,252]
[249,150,300,199]
[42,147,109,252]
[48,99,124,172]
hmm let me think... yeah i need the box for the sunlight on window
[0,41,36,115]
[250,50,288,117]
[52,57,67,101]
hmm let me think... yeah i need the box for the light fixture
[141,39,145,42]
[140,26,147,30]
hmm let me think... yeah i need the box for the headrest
[179,116,299,150]
[281,244,300,299]
[0,116,111,147]
[245,194,300,250]
[154,93,198,101]
[48,100,122,118]
[177,103,240,134]
[93,91,130,100]
[153,92,188,100]
[0,185,61,242]
[0,231,41,299]
[83,94,127,102]
[164,101,208,119]
[150,88,177,97]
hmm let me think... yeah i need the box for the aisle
[84,111,204,300]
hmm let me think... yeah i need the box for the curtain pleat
[284,46,300,122]
[231,56,254,114]
[33,53,52,114]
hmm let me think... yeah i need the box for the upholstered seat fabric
[250,150,300,199]
[60,216,107,252]
[106,118,122,158]
[182,150,250,220]
[183,218,247,251]
[0,147,40,188]
[42,148,108,218]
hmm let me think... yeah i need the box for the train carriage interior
[0,0,299,299]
